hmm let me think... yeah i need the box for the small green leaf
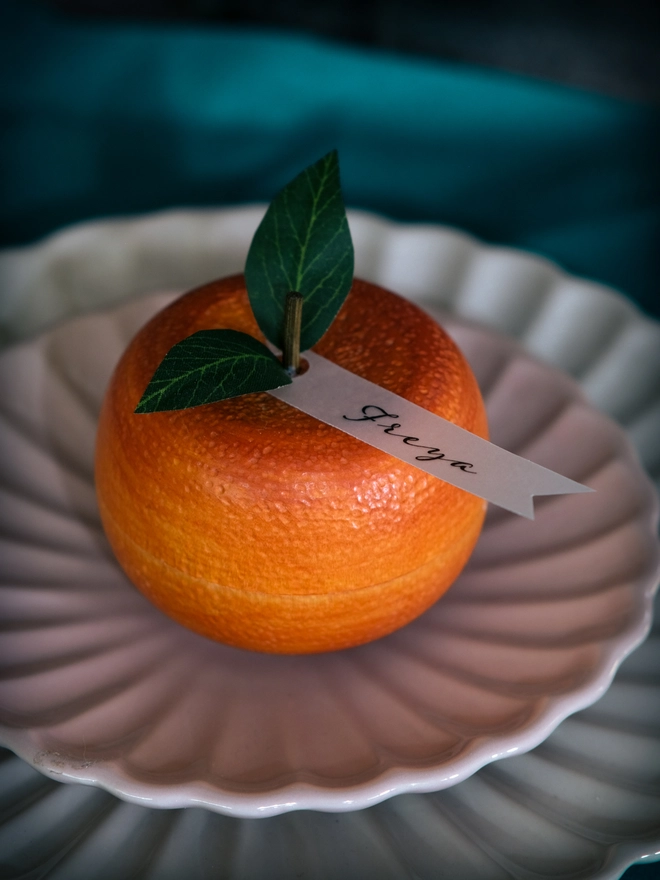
[245,150,354,352]
[135,330,292,413]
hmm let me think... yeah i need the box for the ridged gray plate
[0,208,659,875]
[2,601,659,879]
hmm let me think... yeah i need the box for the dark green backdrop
[1,1,659,319]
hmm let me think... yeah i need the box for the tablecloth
[1,0,658,319]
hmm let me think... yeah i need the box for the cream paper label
[269,351,593,518]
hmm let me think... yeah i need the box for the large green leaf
[134,330,291,413]
[244,150,354,352]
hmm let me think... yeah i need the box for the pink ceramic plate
[0,291,657,817]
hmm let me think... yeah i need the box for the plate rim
[0,208,659,828]
[0,301,658,818]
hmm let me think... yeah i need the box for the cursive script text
[343,405,476,473]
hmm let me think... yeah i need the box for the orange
[95,275,488,653]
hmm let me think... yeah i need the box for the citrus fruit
[95,274,488,653]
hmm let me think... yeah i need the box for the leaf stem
[283,291,304,376]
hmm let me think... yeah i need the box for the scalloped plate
[2,605,660,880]
[0,221,658,816]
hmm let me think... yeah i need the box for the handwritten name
[343,405,477,473]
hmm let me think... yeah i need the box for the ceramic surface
[0,208,659,875]
[0,293,658,816]
[2,596,660,879]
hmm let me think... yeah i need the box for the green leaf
[134,330,292,413]
[244,149,354,352]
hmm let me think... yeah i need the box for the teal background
[1,1,659,318]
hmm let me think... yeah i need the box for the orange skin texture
[95,276,488,653]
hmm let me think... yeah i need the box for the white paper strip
[269,351,593,518]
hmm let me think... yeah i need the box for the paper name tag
[269,351,593,518]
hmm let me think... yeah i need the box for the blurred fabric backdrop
[1,0,659,320]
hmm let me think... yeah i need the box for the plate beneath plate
[2,601,660,879]
[1,207,660,877]
[0,289,657,816]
